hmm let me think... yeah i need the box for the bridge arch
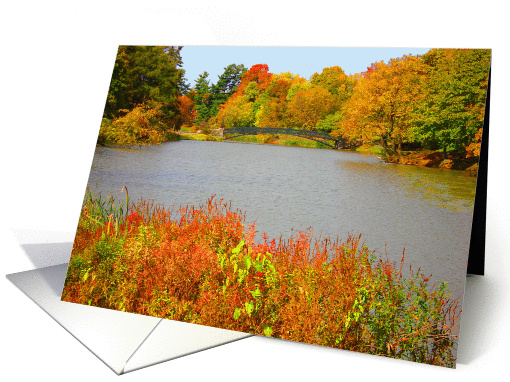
[222,127,345,149]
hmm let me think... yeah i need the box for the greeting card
[60,46,490,368]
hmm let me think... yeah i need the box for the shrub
[100,103,166,146]
[62,190,460,367]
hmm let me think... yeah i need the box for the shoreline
[102,132,480,176]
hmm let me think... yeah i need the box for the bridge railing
[222,126,348,149]
[224,126,336,141]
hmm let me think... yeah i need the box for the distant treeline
[98,46,490,161]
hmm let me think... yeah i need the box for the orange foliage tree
[234,64,273,95]
[341,56,428,155]
[465,128,483,158]
[176,94,196,128]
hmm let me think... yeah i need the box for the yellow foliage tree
[215,96,255,128]
[99,103,165,146]
[286,86,336,129]
[310,66,354,106]
[254,74,296,127]
[341,55,428,155]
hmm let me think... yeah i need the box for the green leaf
[245,301,254,316]
[233,308,241,320]
[238,269,247,284]
[263,325,273,337]
[250,287,262,299]
[232,239,245,255]
[243,255,252,270]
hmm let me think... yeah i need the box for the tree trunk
[380,136,387,149]
[397,137,403,163]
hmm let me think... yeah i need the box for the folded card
[61,46,490,368]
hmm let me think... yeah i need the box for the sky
[180,46,431,87]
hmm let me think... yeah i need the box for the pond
[87,140,477,303]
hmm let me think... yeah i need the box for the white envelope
[6,231,252,375]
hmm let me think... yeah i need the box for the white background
[1,1,509,380]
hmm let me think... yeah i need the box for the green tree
[179,76,192,94]
[191,71,212,123]
[210,63,247,116]
[189,64,247,123]
[413,49,491,158]
[103,46,184,128]
[103,48,130,119]
[315,111,343,133]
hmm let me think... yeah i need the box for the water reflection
[339,161,476,212]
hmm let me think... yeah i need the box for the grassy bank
[164,131,181,141]
[62,190,460,367]
[178,132,221,142]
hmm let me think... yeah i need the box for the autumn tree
[341,55,428,156]
[214,64,274,128]
[286,79,312,100]
[412,49,491,158]
[308,66,355,133]
[254,74,296,127]
[176,94,196,128]
[465,128,483,159]
[98,102,166,146]
[310,66,354,106]
[285,85,336,130]
[234,64,273,96]
[215,95,255,128]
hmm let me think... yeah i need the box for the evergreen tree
[192,71,212,122]
[103,45,185,128]
[209,64,246,117]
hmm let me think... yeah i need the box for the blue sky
[180,46,431,87]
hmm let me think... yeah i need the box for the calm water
[87,140,477,302]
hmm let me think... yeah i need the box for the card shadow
[21,242,73,268]
[456,274,496,365]
[19,242,72,296]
